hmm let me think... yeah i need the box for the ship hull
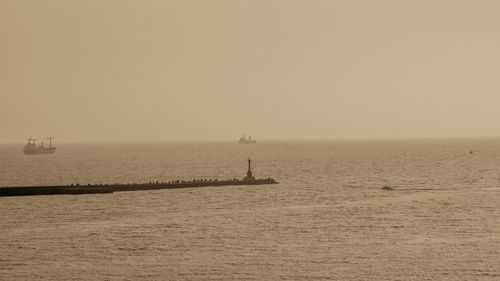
[23,147,56,155]
[238,140,257,144]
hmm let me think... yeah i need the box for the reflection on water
[1,139,499,280]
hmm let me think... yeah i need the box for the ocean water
[1,139,499,280]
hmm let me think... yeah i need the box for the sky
[1,0,500,143]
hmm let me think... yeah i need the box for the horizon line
[1,135,500,145]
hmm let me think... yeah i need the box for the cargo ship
[0,159,278,197]
[24,137,56,155]
[238,135,257,144]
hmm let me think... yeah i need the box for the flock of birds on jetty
[69,177,278,187]
[0,158,278,197]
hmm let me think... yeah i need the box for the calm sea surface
[1,140,499,280]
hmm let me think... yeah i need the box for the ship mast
[47,137,55,147]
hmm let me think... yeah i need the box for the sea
[1,139,499,280]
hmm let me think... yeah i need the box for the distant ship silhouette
[24,137,56,155]
[238,135,257,144]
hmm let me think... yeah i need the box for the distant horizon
[2,135,500,145]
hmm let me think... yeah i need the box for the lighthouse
[243,158,255,181]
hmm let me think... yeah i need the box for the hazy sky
[1,0,500,143]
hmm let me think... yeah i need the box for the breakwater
[0,178,279,197]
